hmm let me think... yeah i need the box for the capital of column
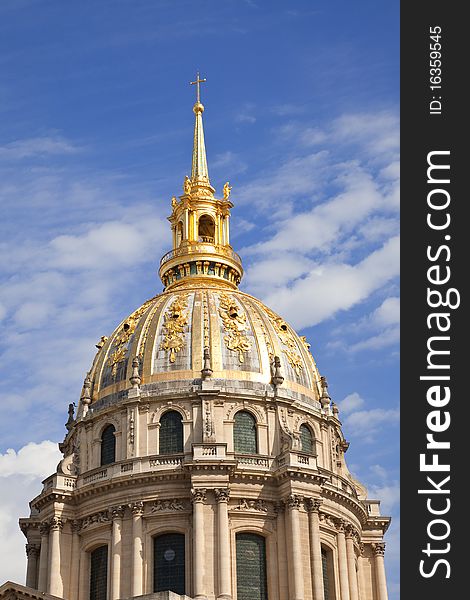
[130,501,144,517]
[26,543,41,558]
[285,494,303,510]
[39,522,50,536]
[71,519,82,534]
[345,524,357,539]
[335,518,347,533]
[372,542,386,557]
[306,497,323,513]
[112,505,126,519]
[49,516,64,531]
[214,488,230,503]
[191,487,207,503]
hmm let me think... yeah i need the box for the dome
[87,284,323,409]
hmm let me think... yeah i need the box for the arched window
[90,545,108,600]
[159,411,183,454]
[300,423,314,454]
[176,221,183,247]
[236,533,267,600]
[198,215,215,243]
[234,411,257,454]
[322,547,336,600]
[154,533,185,595]
[100,425,116,466]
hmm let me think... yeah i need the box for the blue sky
[0,0,399,596]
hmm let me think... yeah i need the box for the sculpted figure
[223,181,232,199]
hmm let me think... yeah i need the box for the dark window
[234,411,257,454]
[322,548,330,600]
[153,533,185,595]
[159,411,183,454]
[300,424,314,454]
[90,545,108,600]
[236,533,267,600]
[198,215,215,243]
[100,425,116,466]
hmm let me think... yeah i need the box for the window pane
[90,546,108,600]
[322,548,330,600]
[101,425,116,466]
[159,411,183,454]
[300,424,313,454]
[234,411,257,454]
[236,533,267,600]
[154,533,185,595]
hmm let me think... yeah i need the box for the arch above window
[159,410,183,454]
[234,411,257,454]
[300,423,314,454]
[100,424,116,466]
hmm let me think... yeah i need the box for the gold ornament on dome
[108,300,153,377]
[160,294,189,362]
[183,175,192,195]
[261,304,304,376]
[218,293,252,362]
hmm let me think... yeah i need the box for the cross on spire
[190,72,206,104]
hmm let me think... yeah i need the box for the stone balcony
[39,447,320,496]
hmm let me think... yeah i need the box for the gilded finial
[171,196,177,208]
[223,181,232,200]
[183,176,192,195]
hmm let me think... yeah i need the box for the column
[372,543,388,600]
[320,422,330,470]
[37,522,50,592]
[336,520,350,600]
[225,215,230,245]
[345,527,359,600]
[25,543,40,588]
[275,502,288,598]
[48,516,64,597]
[214,489,231,600]
[69,520,81,600]
[191,488,207,600]
[131,502,144,597]
[286,495,304,600]
[111,506,125,600]
[306,499,324,600]
[78,549,88,600]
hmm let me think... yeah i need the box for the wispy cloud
[0,136,81,160]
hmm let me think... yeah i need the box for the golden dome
[87,284,322,407]
[82,76,324,411]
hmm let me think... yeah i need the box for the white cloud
[0,136,81,160]
[344,407,399,442]
[260,235,399,329]
[339,392,365,414]
[372,296,400,327]
[0,442,62,585]
[0,441,61,478]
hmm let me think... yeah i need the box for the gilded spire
[190,72,210,185]
[158,76,243,291]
